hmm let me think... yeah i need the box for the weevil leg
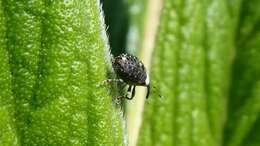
[124,95,134,100]
[124,86,135,100]
[127,85,132,92]
[114,95,131,100]
[101,79,124,86]
[131,86,136,98]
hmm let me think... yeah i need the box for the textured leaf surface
[0,1,19,145]
[0,0,123,145]
[137,0,243,146]
[225,0,260,145]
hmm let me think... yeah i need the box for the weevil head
[112,53,148,86]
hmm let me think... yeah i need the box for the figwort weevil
[105,53,150,100]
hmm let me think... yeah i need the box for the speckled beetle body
[112,53,150,100]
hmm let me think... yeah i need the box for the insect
[106,53,150,100]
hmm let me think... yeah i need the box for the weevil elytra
[108,53,150,100]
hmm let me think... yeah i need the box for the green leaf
[4,0,43,142]
[0,1,19,145]
[1,0,124,145]
[138,0,241,146]
[205,0,237,144]
[224,0,260,144]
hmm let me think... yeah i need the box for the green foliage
[224,0,260,146]
[138,0,260,146]
[125,0,148,54]
[101,0,128,55]
[0,0,259,145]
[101,0,148,55]
[0,1,19,145]
[0,0,123,145]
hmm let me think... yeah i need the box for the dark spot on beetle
[112,53,150,99]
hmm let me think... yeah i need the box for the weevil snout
[146,84,150,99]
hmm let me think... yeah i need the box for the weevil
[107,53,150,100]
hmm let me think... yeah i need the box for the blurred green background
[102,0,260,146]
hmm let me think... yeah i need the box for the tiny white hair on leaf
[97,0,114,74]
[96,2,128,145]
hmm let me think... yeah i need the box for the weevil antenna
[152,85,162,98]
